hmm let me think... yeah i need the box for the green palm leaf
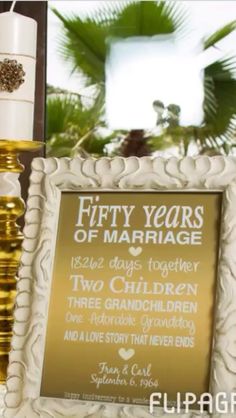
[204,20,236,49]
[82,134,115,155]
[53,1,187,85]
[53,8,109,85]
[204,57,236,142]
[108,1,187,37]
[47,91,109,157]
[47,94,82,138]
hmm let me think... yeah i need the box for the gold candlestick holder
[0,140,43,383]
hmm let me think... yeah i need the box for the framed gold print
[4,157,236,417]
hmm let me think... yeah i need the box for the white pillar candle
[0,11,37,140]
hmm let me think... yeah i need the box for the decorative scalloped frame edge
[4,156,236,418]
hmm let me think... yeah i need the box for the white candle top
[0,12,37,57]
[0,10,37,140]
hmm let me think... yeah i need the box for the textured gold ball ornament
[0,58,25,93]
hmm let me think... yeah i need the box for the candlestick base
[0,197,24,384]
[0,140,43,383]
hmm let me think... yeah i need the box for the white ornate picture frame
[4,156,236,418]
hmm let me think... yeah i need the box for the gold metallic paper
[41,192,222,407]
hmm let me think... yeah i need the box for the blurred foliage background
[47,1,236,158]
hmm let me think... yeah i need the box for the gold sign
[40,191,222,407]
